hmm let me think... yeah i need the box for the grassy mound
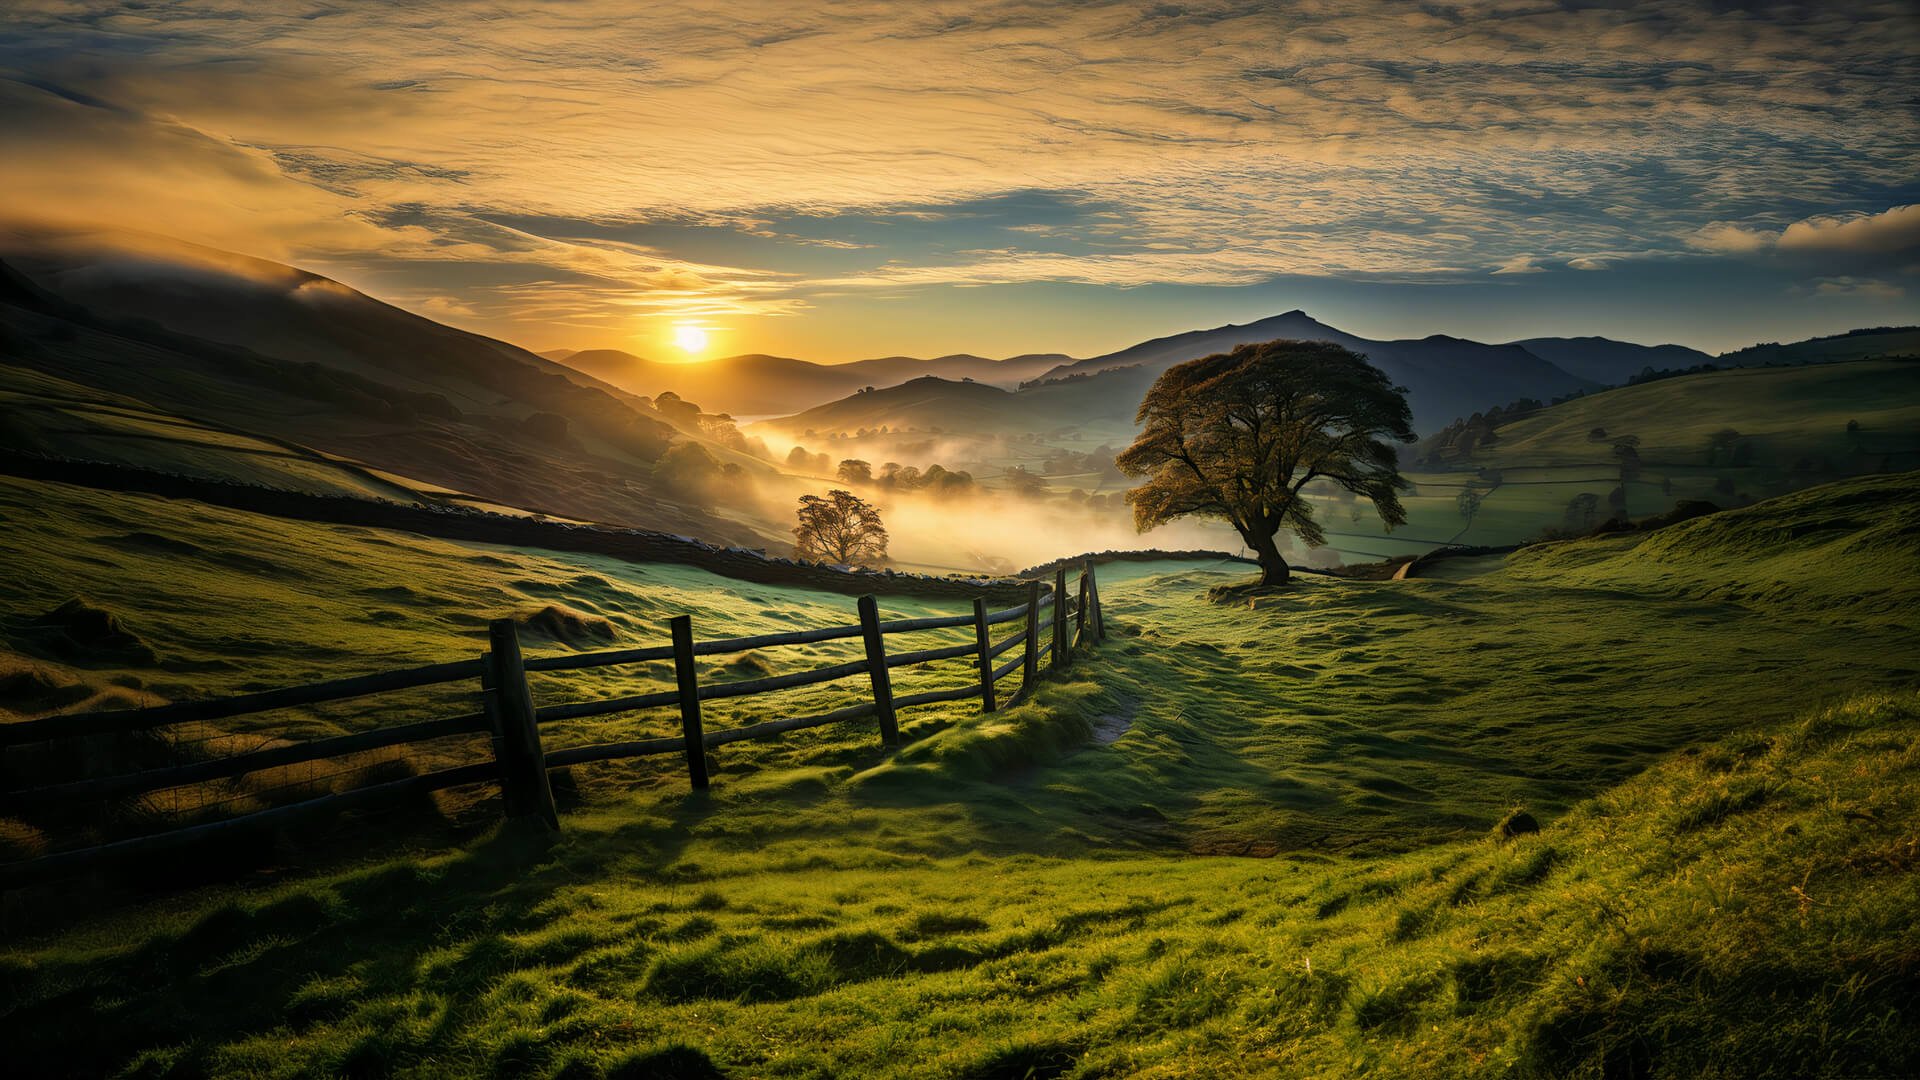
[2,692,1913,1077]
[0,474,1914,1076]
[514,604,618,647]
[21,597,157,665]
[1506,471,1920,620]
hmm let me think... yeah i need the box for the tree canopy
[1115,339,1415,585]
[793,489,889,566]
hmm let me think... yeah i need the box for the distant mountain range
[764,311,1609,439]
[759,311,1914,441]
[4,227,1905,536]
[551,348,1070,416]
[1506,337,1715,385]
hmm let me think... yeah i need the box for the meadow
[1,472,1916,1076]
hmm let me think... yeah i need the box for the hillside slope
[1509,335,1714,385]
[771,311,1604,439]
[558,348,1063,416]
[1505,470,1920,621]
[753,375,1027,436]
[1027,310,1599,434]
[0,229,764,543]
[1718,325,1920,367]
[1443,359,1920,472]
[3,476,1916,1077]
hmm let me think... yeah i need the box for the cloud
[1779,204,1920,256]
[1687,222,1775,255]
[1,0,1916,351]
[1809,276,1905,300]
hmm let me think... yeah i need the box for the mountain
[556,348,1068,417]
[1717,326,1920,368]
[770,376,1023,436]
[837,352,1069,388]
[1024,310,1600,433]
[1509,337,1715,386]
[538,348,578,362]
[0,227,763,542]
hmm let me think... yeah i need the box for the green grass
[1305,359,1920,560]
[1466,360,1920,473]
[2,473,1918,1076]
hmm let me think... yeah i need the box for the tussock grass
[1,473,1916,1075]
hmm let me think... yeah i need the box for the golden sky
[2,1,1916,359]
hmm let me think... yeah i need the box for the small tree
[1565,492,1600,531]
[793,490,889,565]
[1116,340,1414,586]
[652,442,745,501]
[1002,465,1047,498]
[1706,428,1742,466]
[1456,486,1483,530]
[837,458,873,484]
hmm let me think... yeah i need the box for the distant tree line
[1420,398,1545,464]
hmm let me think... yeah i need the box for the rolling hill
[1717,325,1920,367]
[763,311,1610,440]
[3,471,1916,1077]
[0,227,766,543]
[1508,336,1715,385]
[1027,310,1601,431]
[556,348,1068,417]
[755,375,1029,437]
[1431,358,1920,473]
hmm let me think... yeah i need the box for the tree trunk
[1244,530,1291,587]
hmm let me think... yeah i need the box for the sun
[672,325,709,355]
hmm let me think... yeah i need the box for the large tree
[793,489,889,565]
[1116,340,1416,586]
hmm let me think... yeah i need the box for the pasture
[1,473,1917,1077]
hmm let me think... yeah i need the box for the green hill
[1508,335,1714,385]
[2,472,1916,1076]
[743,374,1026,438]
[1452,358,1920,472]
[1718,325,1920,367]
[0,229,769,544]
[1382,359,1920,557]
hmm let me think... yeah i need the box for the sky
[2,0,1917,361]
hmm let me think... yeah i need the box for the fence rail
[0,562,1107,887]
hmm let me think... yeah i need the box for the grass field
[1,473,1917,1077]
[1315,359,1920,560]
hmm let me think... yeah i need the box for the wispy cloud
[1,0,1915,351]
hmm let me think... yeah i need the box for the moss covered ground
[1,473,1917,1077]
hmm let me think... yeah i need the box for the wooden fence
[0,563,1107,887]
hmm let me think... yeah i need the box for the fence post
[485,619,558,830]
[1052,566,1069,669]
[670,615,710,790]
[1088,562,1105,642]
[1022,579,1040,695]
[1077,562,1091,648]
[857,595,900,747]
[972,596,997,713]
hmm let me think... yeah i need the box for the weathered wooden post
[1022,579,1040,694]
[972,596,997,713]
[1077,562,1091,647]
[669,615,710,789]
[1052,566,1069,669]
[1088,563,1105,642]
[857,595,900,746]
[485,619,558,829]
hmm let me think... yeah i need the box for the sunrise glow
[672,325,709,356]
